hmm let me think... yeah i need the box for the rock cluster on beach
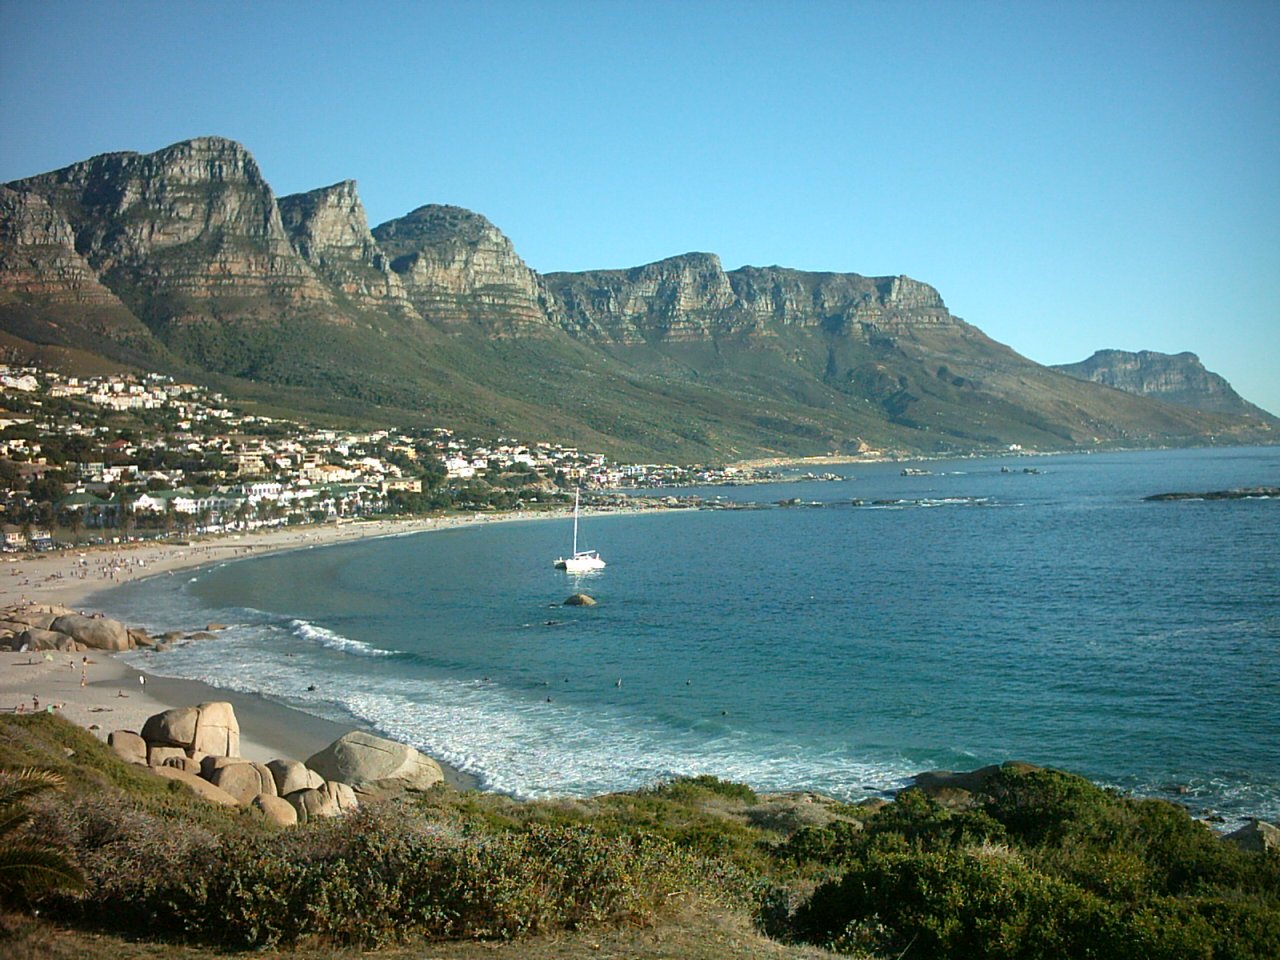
[0,609,142,655]
[108,702,444,826]
[0,603,145,652]
[0,602,235,654]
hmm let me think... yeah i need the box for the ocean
[100,446,1279,826]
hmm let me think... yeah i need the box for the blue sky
[3,0,1278,414]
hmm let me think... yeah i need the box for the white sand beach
[0,520,446,766]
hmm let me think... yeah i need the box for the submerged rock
[564,593,596,606]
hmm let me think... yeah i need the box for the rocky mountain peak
[371,204,556,336]
[1052,349,1275,419]
[373,204,501,249]
[0,186,124,308]
[10,136,290,269]
[277,180,412,312]
[4,137,1276,460]
[884,275,945,310]
[279,180,377,263]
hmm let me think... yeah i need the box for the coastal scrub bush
[776,766,1280,959]
[983,767,1280,899]
[791,844,1099,958]
[427,775,773,879]
[646,775,759,805]
[63,804,722,949]
[40,789,218,902]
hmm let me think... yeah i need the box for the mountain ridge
[2,136,1274,460]
[1052,349,1273,420]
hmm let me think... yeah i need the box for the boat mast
[572,488,580,555]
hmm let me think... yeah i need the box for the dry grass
[2,905,835,960]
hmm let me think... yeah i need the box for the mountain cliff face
[2,137,1273,459]
[545,259,955,344]
[277,180,413,313]
[1052,350,1275,421]
[372,205,559,338]
[11,138,327,305]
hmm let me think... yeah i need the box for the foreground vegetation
[1,713,1277,958]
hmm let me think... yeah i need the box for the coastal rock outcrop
[141,706,200,747]
[151,765,240,806]
[910,761,1043,810]
[266,758,325,795]
[1224,818,1280,854]
[90,692,449,830]
[321,780,359,813]
[118,702,362,823]
[286,786,341,823]
[49,613,131,651]
[160,755,202,776]
[107,730,148,765]
[252,793,299,826]
[191,700,241,757]
[15,628,75,652]
[306,730,444,799]
[137,701,239,760]
[208,761,277,804]
[0,603,150,653]
[147,745,189,767]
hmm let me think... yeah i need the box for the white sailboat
[554,489,606,572]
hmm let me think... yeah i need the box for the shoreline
[0,514,555,785]
[0,505,678,788]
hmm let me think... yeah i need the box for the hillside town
[0,364,771,550]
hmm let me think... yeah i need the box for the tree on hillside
[25,474,69,504]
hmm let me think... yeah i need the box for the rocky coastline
[1144,485,1280,500]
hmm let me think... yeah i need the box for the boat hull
[555,552,606,572]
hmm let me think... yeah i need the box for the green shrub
[792,844,1097,958]
[778,768,1280,959]
[984,767,1280,899]
[57,804,719,949]
[645,775,759,805]
[774,819,868,866]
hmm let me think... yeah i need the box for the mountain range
[1,137,1274,461]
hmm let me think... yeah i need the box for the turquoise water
[104,447,1280,824]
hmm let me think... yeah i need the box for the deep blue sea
[101,447,1279,826]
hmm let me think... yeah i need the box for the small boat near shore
[554,490,606,572]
